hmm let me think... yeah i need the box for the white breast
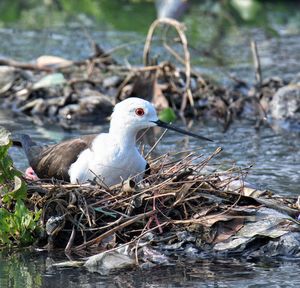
[68,134,146,186]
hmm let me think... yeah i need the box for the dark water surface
[1,0,300,287]
[1,249,300,288]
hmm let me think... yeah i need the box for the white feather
[68,98,157,186]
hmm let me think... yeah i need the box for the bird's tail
[12,134,38,159]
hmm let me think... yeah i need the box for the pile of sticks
[25,147,252,253]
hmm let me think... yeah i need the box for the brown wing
[29,134,97,181]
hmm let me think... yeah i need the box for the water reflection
[0,249,43,288]
[1,249,300,288]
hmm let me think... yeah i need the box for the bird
[13,97,212,186]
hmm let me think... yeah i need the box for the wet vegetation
[0,128,41,246]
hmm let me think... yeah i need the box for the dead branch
[143,18,194,114]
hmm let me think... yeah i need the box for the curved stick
[143,18,194,113]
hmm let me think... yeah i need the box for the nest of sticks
[24,146,299,256]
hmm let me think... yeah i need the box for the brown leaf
[153,81,169,110]
[212,218,244,244]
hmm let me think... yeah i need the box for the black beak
[152,120,213,142]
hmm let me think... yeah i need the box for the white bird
[14,97,212,186]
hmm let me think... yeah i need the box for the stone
[102,75,121,88]
[269,84,300,120]
[0,66,16,95]
[79,95,113,117]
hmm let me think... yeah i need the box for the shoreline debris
[0,19,299,131]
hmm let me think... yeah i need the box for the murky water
[1,0,300,287]
[1,249,300,288]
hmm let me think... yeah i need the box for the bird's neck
[109,122,138,148]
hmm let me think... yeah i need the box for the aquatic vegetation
[0,128,41,246]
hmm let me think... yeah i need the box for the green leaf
[2,176,27,204]
[0,127,41,247]
[158,108,177,123]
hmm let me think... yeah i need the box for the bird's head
[110,97,213,142]
[111,97,158,131]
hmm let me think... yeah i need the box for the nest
[25,147,299,257]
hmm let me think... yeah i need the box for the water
[1,249,300,288]
[1,0,300,287]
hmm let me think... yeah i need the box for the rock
[262,76,285,88]
[32,73,66,90]
[84,250,135,274]
[45,215,65,236]
[58,94,113,121]
[0,66,16,95]
[102,75,121,88]
[213,207,294,254]
[58,104,80,120]
[48,105,59,117]
[259,232,300,258]
[79,95,113,117]
[36,55,73,69]
[291,73,300,84]
[0,126,10,146]
[269,84,300,120]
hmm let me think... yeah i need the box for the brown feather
[29,134,97,181]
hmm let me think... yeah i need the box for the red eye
[135,108,145,117]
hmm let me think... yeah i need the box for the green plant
[0,127,41,246]
[158,107,177,123]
